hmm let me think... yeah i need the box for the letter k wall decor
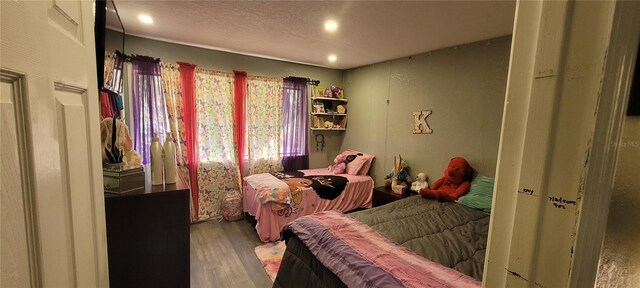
[412,110,433,134]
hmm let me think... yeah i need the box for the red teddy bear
[419,157,474,202]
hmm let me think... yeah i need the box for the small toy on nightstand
[410,172,429,192]
[384,155,410,194]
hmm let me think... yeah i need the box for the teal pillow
[456,175,495,213]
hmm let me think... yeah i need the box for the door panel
[52,0,82,26]
[1,71,36,288]
[1,0,108,286]
[48,0,84,43]
[54,83,98,287]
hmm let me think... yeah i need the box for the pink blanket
[283,210,482,288]
[243,168,373,242]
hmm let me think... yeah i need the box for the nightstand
[372,186,417,207]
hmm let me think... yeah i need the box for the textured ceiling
[106,1,516,69]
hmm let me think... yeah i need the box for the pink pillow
[345,156,368,175]
[342,150,375,176]
[358,154,374,175]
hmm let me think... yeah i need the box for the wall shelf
[311,92,348,131]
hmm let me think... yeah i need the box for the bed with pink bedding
[243,168,374,242]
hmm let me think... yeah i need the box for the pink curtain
[233,71,247,181]
[178,62,199,222]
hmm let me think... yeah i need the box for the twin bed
[243,168,374,242]
[274,196,490,287]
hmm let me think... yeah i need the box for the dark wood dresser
[104,178,190,288]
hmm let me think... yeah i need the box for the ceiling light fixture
[324,20,338,32]
[328,55,337,62]
[138,14,153,24]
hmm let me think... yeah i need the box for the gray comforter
[351,195,490,280]
[273,195,490,287]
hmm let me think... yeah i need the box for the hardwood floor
[190,219,273,288]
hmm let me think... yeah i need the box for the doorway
[595,44,640,288]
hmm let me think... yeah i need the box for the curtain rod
[285,76,320,86]
[114,51,161,63]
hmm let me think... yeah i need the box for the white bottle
[163,132,177,184]
[150,133,163,185]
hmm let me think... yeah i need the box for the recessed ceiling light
[138,14,153,24]
[324,20,338,32]
[328,55,337,62]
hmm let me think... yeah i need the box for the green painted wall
[341,36,511,185]
[105,29,344,168]
[106,29,511,179]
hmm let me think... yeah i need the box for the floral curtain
[194,68,241,221]
[161,63,190,189]
[247,76,284,174]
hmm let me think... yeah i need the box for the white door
[1,1,108,287]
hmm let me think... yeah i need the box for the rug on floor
[254,240,286,281]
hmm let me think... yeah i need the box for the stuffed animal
[324,88,333,98]
[328,154,347,174]
[411,172,429,192]
[384,156,410,187]
[331,85,344,99]
[419,157,473,202]
[323,121,334,129]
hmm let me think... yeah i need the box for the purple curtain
[131,55,170,164]
[281,78,309,170]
